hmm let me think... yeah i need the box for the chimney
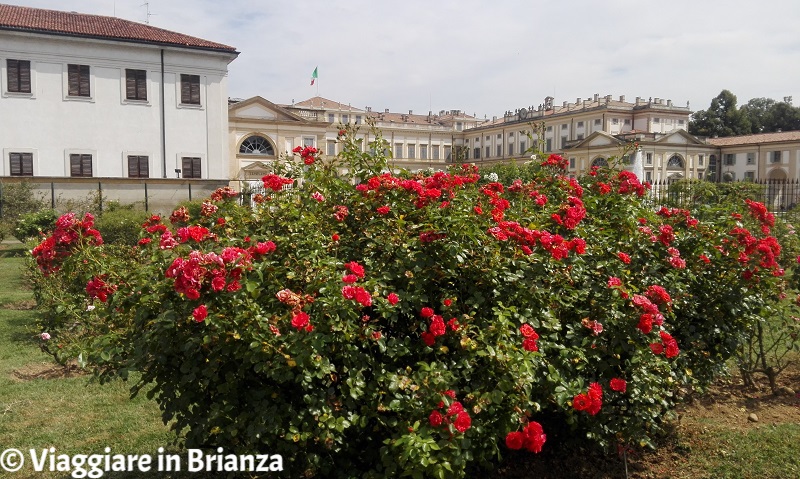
[366,106,372,112]
[605,95,612,103]
[409,110,413,115]
[619,95,625,102]
[385,108,389,113]
[563,101,568,108]
[667,100,673,107]
[493,116,497,121]
[654,98,661,104]
[635,96,641,105]
[577,97,581,104]
[593,93,599,101]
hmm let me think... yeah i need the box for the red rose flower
[446,401,464,416]
[376,205,390,215]
[519,323,538,338]
[617,252,631,264]
[522,421,546,453]
[443,298,452,307]
[573,393,591,411]
[387,292,399,305]
[429,410,443,427]
[610,378,627,393]
[291,311,310,330]
[192,305,208,323]
[342,274,358,284]
[420,307,434,318]
[421,331,436,346]
[505,431,524,450]
[454,411,471,433]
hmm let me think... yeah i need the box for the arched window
[667,154,684,169]
[591,157,608,168]
[239,135,275,155]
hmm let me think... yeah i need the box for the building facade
[0,4,238,182]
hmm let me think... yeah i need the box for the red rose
[192,304,208,323]
[453,411,471,433]
[387,293,399,305]
[429,410,443,427]
[376,206,390,215]
[344,261,365,278]
[332,234,340,242]
[291,311,310,330]
[430,316,446,336]
[523,421,546,453]
[421,331,436,346]
[617,252,631,264]
[446,401,464,416]
[610,378,627,393]
[420,307,434,318]
[522,338,539,352]
[443,298,452,307]
[573,393,591,411]
[505,431,524,450]
[342,274,358,284]
[519,324,538,338]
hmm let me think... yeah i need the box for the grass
[0,240,798,479]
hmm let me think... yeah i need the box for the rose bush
[29,128,797,478]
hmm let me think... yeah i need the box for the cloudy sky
[11,0,800,118]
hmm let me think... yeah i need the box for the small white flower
[40,332,51,340]
[483,172,499,182]
[86,305,96,311]
[530,154,537,160]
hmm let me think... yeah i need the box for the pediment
[655,129,705,145]
[230,96,307,122]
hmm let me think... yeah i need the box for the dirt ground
[496,364,800,479]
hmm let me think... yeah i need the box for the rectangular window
[125,69,147,101]
[6,59,31,93]
[509,132,514,138]
[355,115,362,124]
[678,119,685,125]
[127,155,149,178]
[520,140,527,153]
[698,154,705,166]
[407,144,415,159]
[561,136,567,148]
[342,114,350,123]
[546,126,553,132]
[9,152,33,176]
[594,119,601,126]
[303,137,315,147]
[497,133,502,139]
[394,143,403,158]
[624,119,631,125]
[508,143,514,155]
[69,153,92,177]
[67,64,90,97]
[744,171,756,181]
[456,122,463,131]
[645,171,652,182]
[576,121,584,128]
[486,135,490,141]
[772,151,782,163]
[577,133,584,140]
[497,145,502,157]
[180,74,200,104]
[181,157,201,178]
[473,147,480,159]
[420,144,428,160]
[653,117,661,123]
[747,153,755,165]
[432,146,440,160]
[646,153,653,165]
[612,118,619,125]
[725,154,736,166]
[327,140,336,156]
[444,146,451,161]
[328,113,335,122]
[544,138,551,152]
[569,157,576,169]
[561,124,568,130]
[485,146,490,158]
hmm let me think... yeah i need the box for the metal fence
[645,178,800,223]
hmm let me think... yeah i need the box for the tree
[689,90,751,137]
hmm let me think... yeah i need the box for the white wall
[0,30,235,179]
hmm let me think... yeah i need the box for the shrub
[28,131,797,478]
[13,209,58,242]
[95,208,150,246]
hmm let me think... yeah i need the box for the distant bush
[13,210,58,242]
[95,208,149,247]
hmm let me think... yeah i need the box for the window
[653,117,660,123]
[328,113,335,122]
[444,146,451,161]
[327,140,336,156]
[594,119,601,126]
[342,114,349,123]
[68,64,90,97]
[420,144,428,160]
[127,155,149,178]
[180,74,200,104]
[744,171,756,181]
[70,153,92,177]
[125,69,147,101]
[303,137,315,147]
[9,152,33,176]
[486,135,490,141]
[181,157,201,178]
[746,153,755,165]
[509,132,514,138]
[544,138,551,152]
[408,144,415,159]
[485,146,490,158]
[667,155,684,169]
[432,146,440,160]
[569,157,576,169]
[577,134,584,140]
[624,119,631,125]
[473,147,480,159]
[724,154,736,166]
[561,136,567,148]
[645,171,652,182]
[456,122,463,131]
[6,59,31,93]
[520,141,527,154]
[508,143,514,155]
[772,151,782,163]
[355,115,362,124]
[239,136,274,155]
[646,153,653,165]
[576,121,584,128]
[497,133,502,139]
[497,145,502,157]
[591,157,608,168]
[698,172,703,180]
[612,118,619,125]
[678,119,685,126]
[546,126,553,132]
[394,143,403,158]
[698,154,705,166]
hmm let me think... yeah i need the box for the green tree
[689,90,751,137]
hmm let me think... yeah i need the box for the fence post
[98,181,103,213]
[188,182,192,202]
[144,182,149,212]
[50,182,55,209]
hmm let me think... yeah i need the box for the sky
[10,0,800,119]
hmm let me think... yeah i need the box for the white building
[0,4,238,181]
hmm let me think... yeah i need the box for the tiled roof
[706,131,800,147]
[0,3,236,52]
[289,97,364,112]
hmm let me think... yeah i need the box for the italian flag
[310,66,318,86]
